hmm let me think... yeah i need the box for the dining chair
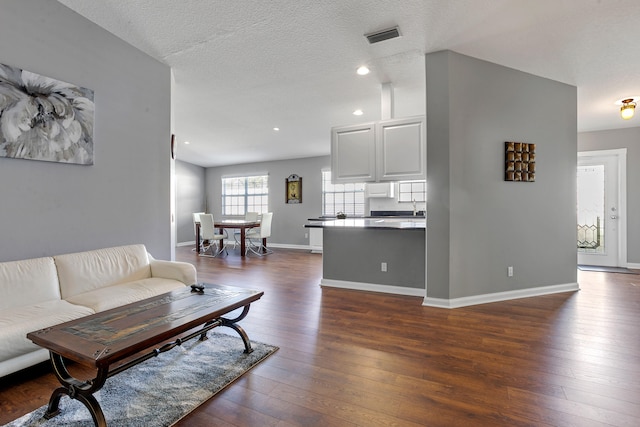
[245,212,273,256]
[233,212,260,248]
[192,212,205,251]
[198,213,228,257]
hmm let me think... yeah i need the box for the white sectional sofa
[0,244,197,378]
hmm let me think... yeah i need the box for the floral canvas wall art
[0,63,94,165]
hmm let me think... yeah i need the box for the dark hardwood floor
[2,246,639,426]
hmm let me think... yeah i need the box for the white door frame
[577,148,627,267]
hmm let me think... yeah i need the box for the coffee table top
[27,283,263,368]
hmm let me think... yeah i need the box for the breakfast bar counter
[306,217,426,296]
[305,217,425,230]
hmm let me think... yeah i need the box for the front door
[577,150,626,267]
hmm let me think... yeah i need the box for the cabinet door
[376,116,426,181]
[365,182,394,198]
[331,123,376,183]
[309,227,323,253]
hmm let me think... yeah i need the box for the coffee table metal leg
[197,305,253,353]
[221,321,253,354]
[45,352,108,427]
[220,304,253,353]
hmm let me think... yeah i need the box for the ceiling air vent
[365,27,401,44]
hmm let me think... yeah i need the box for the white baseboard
[266,243,311,251]
[321,279,579,305]
[626,262,640,269]
[423,282,580,309]
[320,278,425,297]
[177,241,196,247]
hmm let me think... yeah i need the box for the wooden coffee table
[27,283,263,427]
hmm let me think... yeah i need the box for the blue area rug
[2,332,277,427]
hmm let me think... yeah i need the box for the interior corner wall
[425,51,452,299]
[426,50,577,300]
[0,0,172,262]
[578,126,640,264]
[176,160,206,244]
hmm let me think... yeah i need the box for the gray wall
[176,160,206,244]
[578,126,640,264]
[323,228,425,288]
[426,51,577,299]
[205,156,330,246]
[0,0,172,262]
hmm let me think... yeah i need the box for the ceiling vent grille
[365,27,401,44]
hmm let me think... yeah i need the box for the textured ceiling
[57,0,640,167]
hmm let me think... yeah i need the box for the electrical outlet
[381,262,387,272]
[508,266,513,277]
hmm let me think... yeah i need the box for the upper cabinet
[376,116,426,181]
[331,116,425,183]
[331,122,376,182]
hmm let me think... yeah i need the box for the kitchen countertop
[305,217,425,230]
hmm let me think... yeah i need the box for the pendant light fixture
[620,98,636,120]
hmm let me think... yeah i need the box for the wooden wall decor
[505,142,536,182]
[286,174,302,204]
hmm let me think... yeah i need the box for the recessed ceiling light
[184,141,190,145]
[353,109,364,116]
[356,66,370,76]
[273,127,280,131]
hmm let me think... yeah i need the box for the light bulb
[620,101,635,120]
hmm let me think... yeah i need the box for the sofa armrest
[149,257,197,285]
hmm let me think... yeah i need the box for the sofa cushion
[55,244,152,300]
[0,257,60,311]
[0,300,94,362]
[64,277,186,312]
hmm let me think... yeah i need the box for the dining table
[195,219,262,257]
